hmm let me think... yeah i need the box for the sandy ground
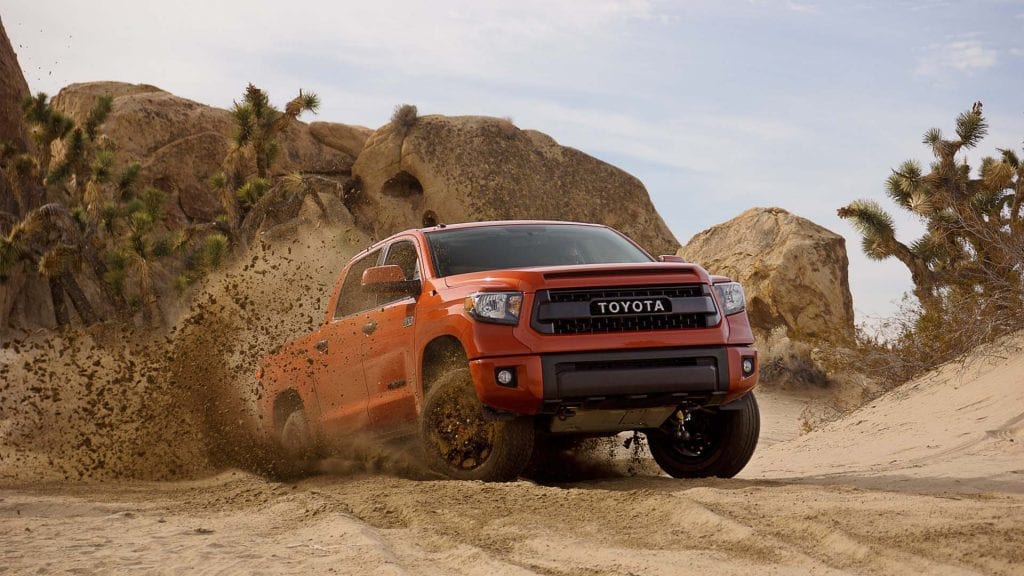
[1,210,1021,575]
[2,337,1022,576]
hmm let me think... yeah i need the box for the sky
[3,0,1023,326]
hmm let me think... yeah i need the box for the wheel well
[421,336,468,395]
[273,390,304,433]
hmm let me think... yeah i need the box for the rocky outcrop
[0,16,36,333]
[0,15,28,152]
[0,14,30,221]
[309,122,373,159]
[4,83,683,334]
[350,116,679,254]
[681,207,854,343]
[49,82,358,223]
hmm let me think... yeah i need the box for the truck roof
[420,220,607,233]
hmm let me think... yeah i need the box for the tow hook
[556,406,577,421]
[671,409,691,441]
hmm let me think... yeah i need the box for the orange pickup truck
[256,221,759,481]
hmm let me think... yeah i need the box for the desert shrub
[391,104,418,137]
[831,288,1023,389]
[758,335,831,387]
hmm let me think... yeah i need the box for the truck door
[313,249,380,435]
[363,239,421,433]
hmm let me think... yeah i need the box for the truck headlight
[464,292,523,325]
[714,282,746,316]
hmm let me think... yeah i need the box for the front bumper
[468,345,758,417]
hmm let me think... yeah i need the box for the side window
[334,249,381,319]
[378,240,420,306]
[384,240,420,281]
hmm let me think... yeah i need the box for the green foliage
[954,103,988,147]
[84,95,113,140]
[140,187,165,220]
[173,273,192,293]
[103,249,129,296]
[117,163,141,197]
[22,92,73,143]
[151,236,173,258]
[235,177,270,209]
[201,234,228,270]
[90,149,115,184]
[208,171,227,189]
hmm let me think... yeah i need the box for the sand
[1,209,1022,574]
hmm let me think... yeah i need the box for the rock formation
[0,16,37,332]
[681,207,855,343]
[350,115,679,255]
[50,82,365,224]
[3,81,680,333]
[0,15,28,153]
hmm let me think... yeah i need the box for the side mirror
[659,254,687,263]
[362,265,422,296]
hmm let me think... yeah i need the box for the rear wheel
[647,392,760,478]
[419,368,534,481]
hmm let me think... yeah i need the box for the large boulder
[0,15,29,219]
[0,16,41,334]
[308,121,373,159]
[0,15,28,152]
[681,207,855,343]
[49,82,358,224]
[350,115,679,254]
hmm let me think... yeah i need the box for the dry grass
[828,289,1023,393]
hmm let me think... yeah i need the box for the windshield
[425,224,653,277]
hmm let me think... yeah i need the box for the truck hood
[441,262,716,293]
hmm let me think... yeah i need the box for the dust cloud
[0,215,371,482]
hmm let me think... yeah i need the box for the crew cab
[257,221,759,481]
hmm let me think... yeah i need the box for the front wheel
[419,368,534,481]
[647,392,760,478]
[272,406,317,478]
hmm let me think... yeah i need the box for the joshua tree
[0,204,98,326]
[231,84,320,180]
[215,84,322,246]
[839,102,1022,313]
[22,92,73,182]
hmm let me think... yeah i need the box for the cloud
[915,39,997,76]
[504,99,809,177]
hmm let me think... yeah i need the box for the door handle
[362,320,378,335]
[314,339,328,353]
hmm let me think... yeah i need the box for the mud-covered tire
[648,392,760,478]
[419,368,534,481]
[273,407,316,478]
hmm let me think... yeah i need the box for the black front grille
[532,284,718,335]
[551,313,707,335]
